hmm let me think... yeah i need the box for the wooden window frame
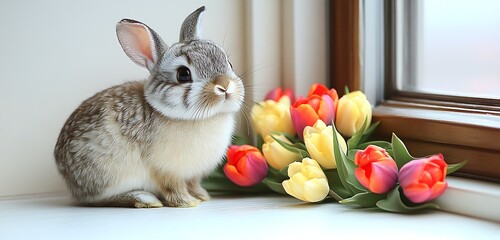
[330,0,500,182]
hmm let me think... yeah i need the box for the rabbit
[54,6,244,208]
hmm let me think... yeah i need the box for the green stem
[329,190,344,202]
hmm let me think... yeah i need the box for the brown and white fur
[54,6,244,208]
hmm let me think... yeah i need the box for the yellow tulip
[335,91,372,137]
[303,119,347,169]
[251,97,295,137]
[262,134,303,170]
[282,158,329,202]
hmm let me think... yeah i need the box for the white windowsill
[0,177,498,240]
[436,177,500,222]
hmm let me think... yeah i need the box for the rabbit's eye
[176,66,192,83]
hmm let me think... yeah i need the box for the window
[331,0,500,182]
[398,0,500,100]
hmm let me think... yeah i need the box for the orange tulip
[354,145,398,194]
[224,145,268,187]
[307,84,339,103]
[290,84,338,139]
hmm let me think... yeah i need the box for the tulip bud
[399,154,448,203]
[251,97,295,138]
[303,119,347,169]
[307,84,339,103]
[335,91,372,137]
[224,145,268,187]
[262,134,303,170]
[290,95,335,139]
[354,145,398,194]
[282,158,330,202]
[264,87,295,103]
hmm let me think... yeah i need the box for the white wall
[0,0,328,197]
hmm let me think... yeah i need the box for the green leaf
[391,133,416,169]
[344,86,350,95]
[376,187,440,213]
[271,134,310,158]
[267,165,289,180]
[332,124,364,195]
[279,165,290,177]
[447,160,468,175]
[332,124,352,194]
[347,149,358,159]
[344,158,368,193]
[324,169,352,199]
[272,131,301,144]
[359,121,380,143]
[346,120,380,150]
[357,140,392,150]
[386,149,395,159]
[340,192,387,208]
[263,178,287,195]
[347,119,368,150]
[231,134,250,146]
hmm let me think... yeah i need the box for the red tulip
[399,154,448,203]
[307,83,339,102]
[224,145,268,187]
[290,95,335,139]
[264,87,295,103]
[354,145,398,194]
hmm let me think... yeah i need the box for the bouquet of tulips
[203,84,466,213]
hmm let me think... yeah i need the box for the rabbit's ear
[179,6,205,42]
[116,19,167,71]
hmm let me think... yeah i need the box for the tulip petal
[303,178,329,202]
[335,99,360,137]
[354,145,397,194]
[335,91,371,137]
[227,145,257,165]
[234,154,267,186]
[290,104,319,138]
[251,99,295,137]
[224,164,251,186]
[318,95,335,124]
[399,160,426,188]
[369,161,398,194]
[304,165,327,179]
[224,145,267,187]
[304,121,342,169]
[355,168,370,190]
[283,158,329,203]
[263,134,302,170]
[302,158,322,169]
[282,180,307,202]
[289,173,308,201]
[402,183,432,203]
[429,181,448,201]
[307,84,329,97]
[288,161,304,176]
[399,155,449,203]
[264,87,282,101]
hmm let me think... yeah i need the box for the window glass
[402,0,500,99]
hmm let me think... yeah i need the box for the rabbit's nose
[215,85,227,94]
[213,75,234,96]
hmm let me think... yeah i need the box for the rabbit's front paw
[163,192,201,208]
[188,179,211,201]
